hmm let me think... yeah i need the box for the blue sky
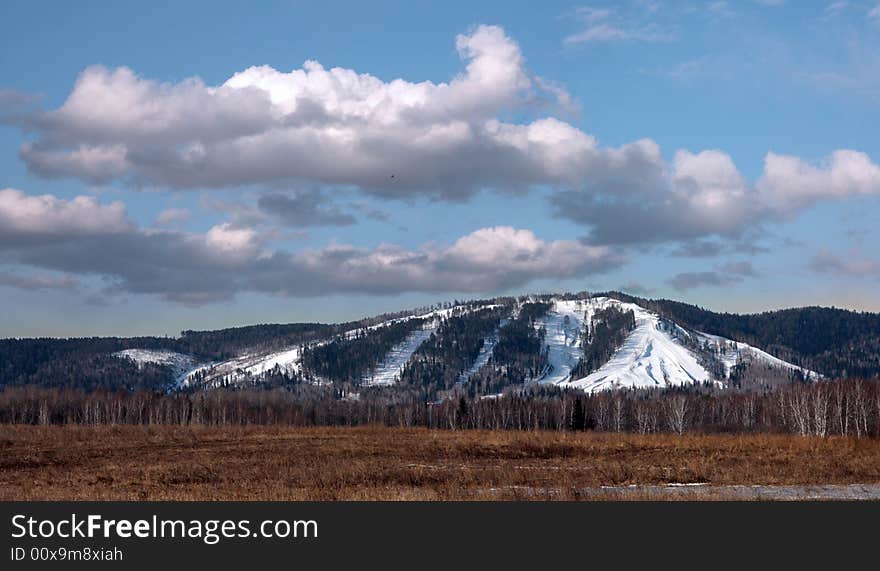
[1,0,879,337]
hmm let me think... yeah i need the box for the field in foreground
[2,426,880,500]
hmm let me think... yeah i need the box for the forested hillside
[1,293,878,393]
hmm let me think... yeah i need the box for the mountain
[0,292,876,396]
[539,297,815,392]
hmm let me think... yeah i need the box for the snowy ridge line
[110,297,816,393]
[183,302,504,388]
[350,303,504,337]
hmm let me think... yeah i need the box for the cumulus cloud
[9,25,880,251]
[0,188,131,241]
[553,149,758,244]
[554,147,880,246]
[668,261,757,291]
[279,226,621,296]
[16,26,601,198]
[758,150,880,212]
[0,189,622,304]
[203,223,264,261]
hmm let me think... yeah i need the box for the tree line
[3,378,877,437]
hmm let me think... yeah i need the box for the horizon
[2,0,880,337]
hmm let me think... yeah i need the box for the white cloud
[9,25,880,251]
[204,223,263,261]
[758,150,880,211]
[0,188,623,303]
[553,146,880,245]
[19,26,603,198]
[0,187,131,238]
[286,226,622,295]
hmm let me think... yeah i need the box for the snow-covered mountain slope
[182,303,497,388]
[560,298,712,392]
[362,325,437,386]
[534,300,589,384]
[113,297,816,393]
[544,297,816,393]
[182,346,306,389]
[694,331,817,380]
[113,349,199,385]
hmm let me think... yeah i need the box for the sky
[1,0,880,337]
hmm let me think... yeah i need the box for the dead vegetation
[1,425,879,500]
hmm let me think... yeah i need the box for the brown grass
[1,425,879,500]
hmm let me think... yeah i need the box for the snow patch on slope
[182,346,307,389]
[362,325,437,386]
[113,349,198,385]
[356,304,507,386]
[549,296,817,392]
[183,303,498,389]
[695,331,818,380]
[457,318,509,385]
[534,300,589,385]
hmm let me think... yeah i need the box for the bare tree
[664,395,689,435]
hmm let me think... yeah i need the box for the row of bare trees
[0,378,878,437]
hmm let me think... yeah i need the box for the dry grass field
[2,425,879,500]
